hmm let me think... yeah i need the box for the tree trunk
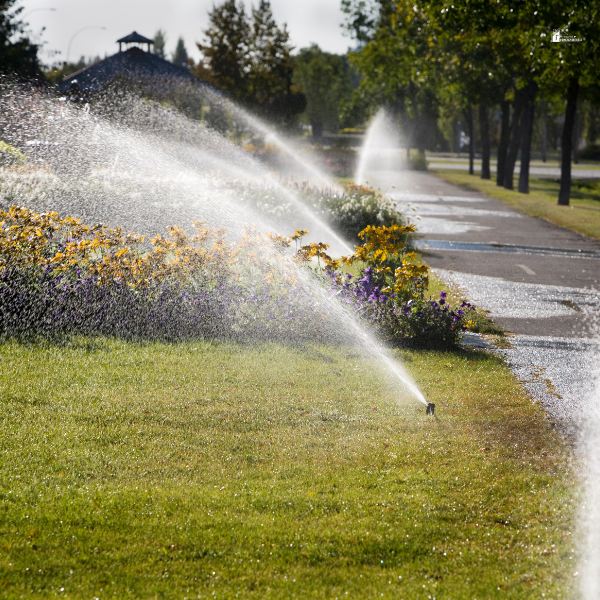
[558,76,580,206]
[573,98,582,164]
[518,84,537,194]
[410,84,426,156]
[496,100,510,186]
[465,107,475,175]
[311,121,323,140]
[541,103,547,162]
[479,104,491,179]
[453,118,459,154]
[503,87,527,189]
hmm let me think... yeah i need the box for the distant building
[58,31,218,96]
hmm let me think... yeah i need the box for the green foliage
[293,45,354,136]
[342,0,445,152]
[0,141,26,165]
[196,0,303,126]
[171,37,189,69]
[153,29,167,60]
[580,143,600,161]
[0,0,42,78]
[305,183,406,241]
[243,181,406,242]
[196,0,250,96]
[341,0,600,175]
[409,150,428,171]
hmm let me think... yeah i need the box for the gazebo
[116,31,154,53]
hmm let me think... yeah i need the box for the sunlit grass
[433,170,600,240]
[0,338,577,598]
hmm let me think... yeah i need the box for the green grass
[432,170,600,240]
[0,337,577,598]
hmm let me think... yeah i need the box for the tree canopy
[342,0,600,204]
[0,0,42,78]
[153,29,167,60]
[195,0,304,126]
[292,45,354,137]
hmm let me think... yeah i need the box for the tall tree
[153,29,167,60]
[479,104,491,179]
[172,37,189,69]
[0,0,42,78]
[247,0,292,105]
[293,45,353,138]
[539,0,600,205]
[196,0,251,101]
[518,83,537,193]
[342,0,443,158]
[196,0,301,124]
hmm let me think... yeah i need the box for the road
[366,169,600,430]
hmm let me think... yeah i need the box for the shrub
[409,151,428,171]
[248,181,407,243]
[0,141,26,166]
[579,144,600,162]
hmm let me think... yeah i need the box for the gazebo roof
[58,46,223,96]
[116,31,154,44]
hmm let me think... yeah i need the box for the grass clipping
[0,338,576,598]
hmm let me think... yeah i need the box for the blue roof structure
[58,37,220,96]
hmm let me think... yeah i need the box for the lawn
[432,170,600,240]
[0,336,577,598]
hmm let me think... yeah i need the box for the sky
[18,0,354,66]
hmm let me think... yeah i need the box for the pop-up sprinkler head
[426,402,435,416]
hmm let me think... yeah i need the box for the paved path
[428,161,600,179]
[365,169,600,429]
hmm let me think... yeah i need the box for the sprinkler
[426,402,435,416]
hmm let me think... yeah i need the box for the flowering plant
[244,181,407,242]
[326,224,474,347]
[0,207,335,343]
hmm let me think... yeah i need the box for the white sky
[18,0,354,66]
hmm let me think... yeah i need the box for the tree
[172,37,189,69]
[153,29,167,60]
[293,45,353,137]
[541,0,600,205]
[195,0,303,126]
[0,0,42,78]
[247,0,291,105]
[196,0,251,102]
[342,0,444,158]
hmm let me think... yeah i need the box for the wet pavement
[366,170,600,428]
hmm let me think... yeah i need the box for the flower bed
[0,208,333,343]
[325,224,474,348]
[0,206,472,347]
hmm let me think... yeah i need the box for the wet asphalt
[365,169,600,428]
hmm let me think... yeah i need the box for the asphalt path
[427,161,600,179]
[365,169,600,429]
